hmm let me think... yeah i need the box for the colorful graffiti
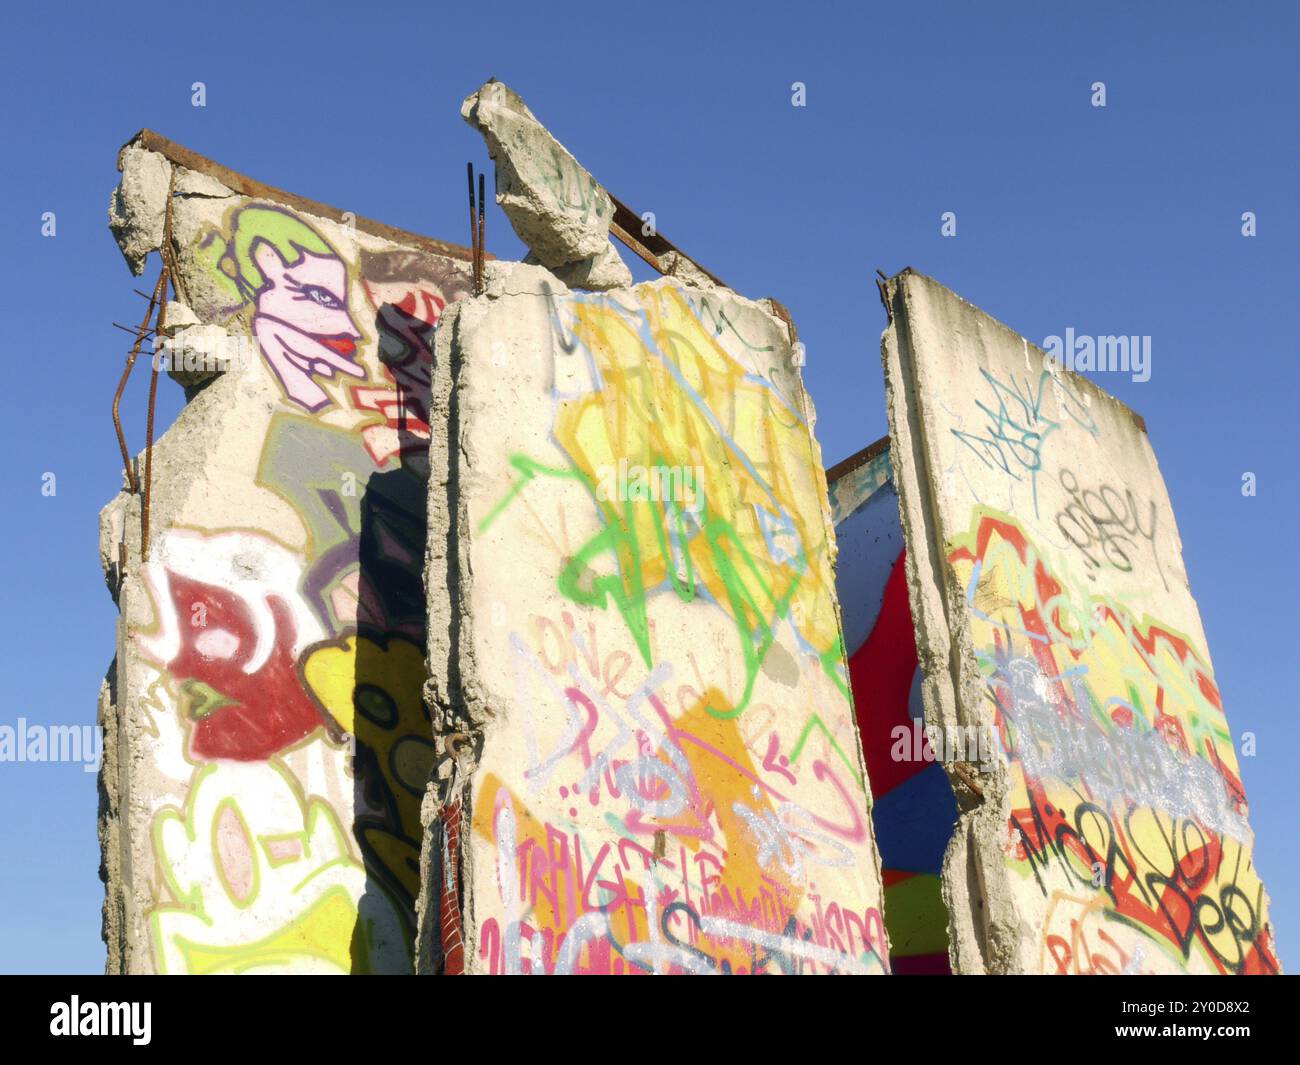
[149,761,408,974]
[831,450,955,974]
[482,286,848,717]
[202,205,365,412]
[134,206,469,973]
[948,508,1279,974]
[468,286,885,974]
[352,248,470,470]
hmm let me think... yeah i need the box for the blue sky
[0,0,1295,972]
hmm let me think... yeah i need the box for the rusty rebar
[467,162,479,294]
[477,171,486,295]
[112,267,167,496]
[112,322,155,339]
[951,762,985,800]
[141,178,177,563]
[140,267,168,562]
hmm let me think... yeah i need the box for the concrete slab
[880,269,1280,974]
[100,136,473,973]
[417,276,889,974]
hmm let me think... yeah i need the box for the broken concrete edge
[98,485,147,973]
[884,267,1151,440]
[460,81,732,296]
[414,285,471,975]
[96,660,125,974]
[460,83,621,271]
[880,271,1025,974]
[118,130,481,267]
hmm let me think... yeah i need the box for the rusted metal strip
[607,219,663,274]
[951,762,985,800]
[606,193,727,288]
[122,129,483,264]
[825,434,892,484]
[768,298,799,347]
[140,272,166,563]
[875,269,892,323]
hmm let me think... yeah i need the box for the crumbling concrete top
[112,129,480,273]
[461,82,617,269]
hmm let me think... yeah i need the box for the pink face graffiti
[251,241,364,412]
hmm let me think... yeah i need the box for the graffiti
[202,204,365,412]
[1040,892,1157,975]
[474,782,887,975]
[150,761,408,974]
[351,249,470,470]
[140,531,333,762]
[481,286,846,717]
[1054,468,1167,590]
[300,631,434,909]
[951,367,1097,516]
[732,798,856,881]
[986,646,1246,839]
[130,205,472,974]
[258,415,427,637]
[948,508,1278,974]
[831,454,955,973]
[503,133,614,234]
[465,285,884,974]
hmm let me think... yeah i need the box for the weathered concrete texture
[462,80,632,289]
[100,135,472,973]
[830,446,957,974]
[880,269,1280,974]
[108,145,173,275]
[417,273,889,974]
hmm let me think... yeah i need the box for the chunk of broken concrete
[108,146,172,275]
[461,80,618,271]
[525,242,631,291]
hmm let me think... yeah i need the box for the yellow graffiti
[301,632,435,905]
[149,761,409,974]
[544,286,842,713]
